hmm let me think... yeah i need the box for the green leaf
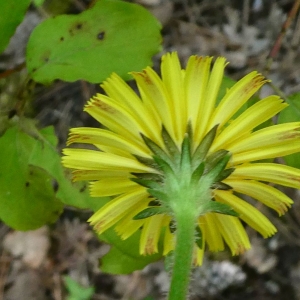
[64,276,94,300]
[34,129,109,212]
[278,93,300,168]
[281,93,300,120]
[19,122,108,211]
[0,121,109,230]
[0,0,31,54]
[0,127,63,230]
[26,0,162,84]
[100,228,162,274]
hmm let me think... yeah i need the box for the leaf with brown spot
[26,0,162,84]
[0,123,108,230]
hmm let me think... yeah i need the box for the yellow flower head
[62,52,300,265]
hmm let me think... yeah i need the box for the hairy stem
[168,208,197,300]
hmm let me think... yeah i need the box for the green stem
[168,208,197,300]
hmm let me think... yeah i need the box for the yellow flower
[62,52,300,265]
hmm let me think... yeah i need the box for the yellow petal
[199,214,224,252]
[84,95,143,146]
[211,96,287,152]
[232,163,300,189]
[89,187,148,234]
[193,243,205,266]
[72,169,130,182]
[232,141,300,164]
[140,214,165,255]
[117,218,145,240]
[214,214,251,255]
[90,178,138,197]
[67,127,151,158]
[101,73,163,146]
[62,148,157,173]
[132,67,175,145]
[115,200,150,239]
[194,57,227,145]
[227,123,300,153]
[161,52,186,143]
[185,56,212,131]
[224,179,293,215]
[94,144,133,158]
[215,190,277,238]
[209,72,267,130]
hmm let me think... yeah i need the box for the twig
[0,63,26,79]
[265,0,300,75]
[242,0,250,30]
[0,251,12,300]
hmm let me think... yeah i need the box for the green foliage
[100,228,162,274]
[0,125,63,229]
[0,120,108,230]
[26,0,162,84]
[278,92,300,168]
[0,0,31,54]
[64,276,94,300]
